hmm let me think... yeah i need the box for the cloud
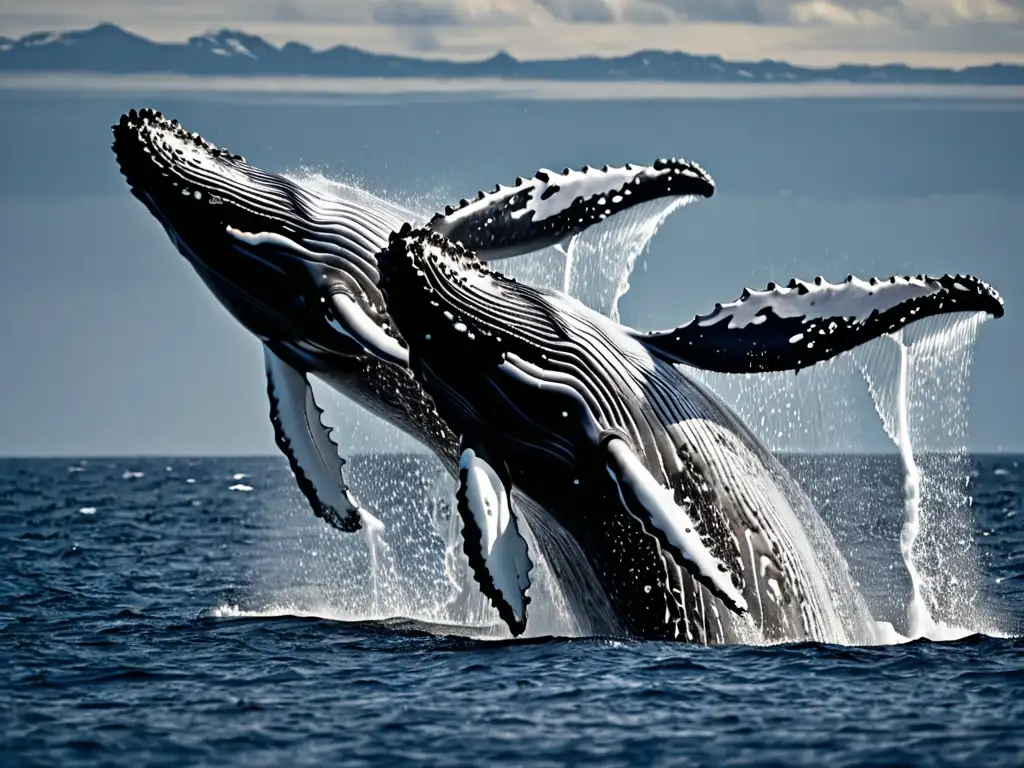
[1,0,1020,31]
[394,24,447,50]
[643,0,1023,25]
[272,0,307,22]
[621,1,678,22]
[533,0,617,22]
[1,0,1022,67]
[372,0,471,25]
[644,0,790,24]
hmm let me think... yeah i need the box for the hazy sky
[0,86,1019,456]
[3,0,1024,66]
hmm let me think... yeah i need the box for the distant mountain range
[1,23,1022,85]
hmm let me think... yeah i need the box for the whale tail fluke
[632,273,1004,374]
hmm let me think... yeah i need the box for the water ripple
[0,456,1021,766]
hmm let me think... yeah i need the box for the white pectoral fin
[634,273,1004,374]
[264,345,376,533]
[456,444,533,636]
[327,292,409,368]
[427,158,715,261]
[602,436,747,615]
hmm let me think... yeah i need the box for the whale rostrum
[377,225,1004,642]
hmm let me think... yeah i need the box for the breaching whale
[377,226,1004,643]
[111,108,714,544]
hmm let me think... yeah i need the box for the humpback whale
[111,108,714,541]
[377,226,1004,642]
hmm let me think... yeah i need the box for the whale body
[377,226,1004,642]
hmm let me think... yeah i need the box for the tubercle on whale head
[110,107,282,264]
[111,108,247,206]
[378,225,505,357]
[113,107,242,158]
[381,225,496,294]
[112,109,309,340]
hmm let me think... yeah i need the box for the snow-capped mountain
[0,23,1020,85]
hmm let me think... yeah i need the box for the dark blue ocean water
[2,454,1022,767]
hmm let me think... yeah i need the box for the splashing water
[555,235,579,296]
[499,197,695,315]
[891,330,932,638]
[850,314,993,642]
[696,313,995,644]
[360,510,387,614]
[283,169,427,226]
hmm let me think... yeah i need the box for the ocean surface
[2,453,1021,767]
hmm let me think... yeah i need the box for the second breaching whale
[378,226,1005,643]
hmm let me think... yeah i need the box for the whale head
[379,224,526,365]
[111,108,406,364]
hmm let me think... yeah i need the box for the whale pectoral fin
[632,274,1004,374]
[326,291,409,368]
[264,345,378,533]
[427,158,715,261]
[455,442,533,636]
[601,435,748,616]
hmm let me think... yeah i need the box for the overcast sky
[2,0,1024,66]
